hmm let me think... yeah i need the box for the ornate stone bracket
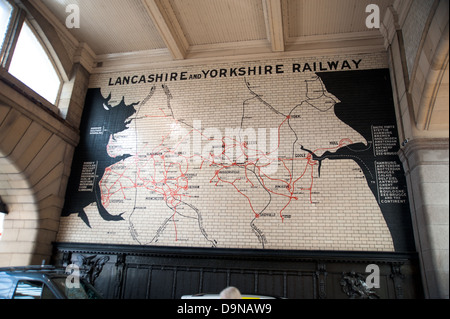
[114,254,126,299]
[75,255,110,285]
[316,263,328,299]
[391,263,406,299]
[340,271,380,299]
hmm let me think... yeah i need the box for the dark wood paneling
[52,243,424,299]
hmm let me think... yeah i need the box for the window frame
[0,0,63,107]
[0,0,14,52]
[1,0,25,70]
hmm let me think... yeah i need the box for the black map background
[317,69,415,252]
[62,90,138,226]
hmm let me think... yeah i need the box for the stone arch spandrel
[0,150,39,267]
[0,102,70,266]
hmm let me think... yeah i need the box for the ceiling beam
[141,0,188,60]
[263,0,285,52]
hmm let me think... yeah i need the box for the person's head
[220,287,242,299]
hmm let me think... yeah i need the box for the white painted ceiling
[38,0,395,59]
[41,0,167,54]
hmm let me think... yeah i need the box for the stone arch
[415,22,449,131]
[0,100,75,267]
[410,1,449,131]
[0,153,40,266]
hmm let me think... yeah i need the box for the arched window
[0,0,62,105]
[9,21,62,103]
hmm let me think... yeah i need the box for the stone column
[399,138,449,299]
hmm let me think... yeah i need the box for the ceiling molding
[264,0,285,52]
[73,43,97,74]
[287,30,385,45]
[141,0,189,60]
[93,36,386,74]
[29,0,79,50]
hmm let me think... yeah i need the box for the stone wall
[0,65,88,266]
[57,52,416,253]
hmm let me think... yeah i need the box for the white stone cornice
[73,43,97,74]
[92,31,386,74]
